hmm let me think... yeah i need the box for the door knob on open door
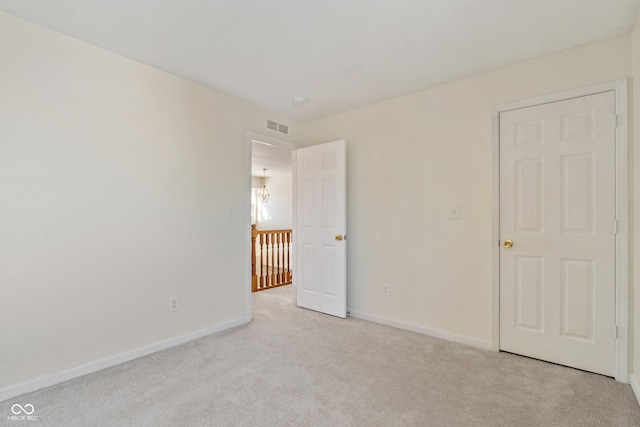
[504,240,513,248]
[335,235,344,241]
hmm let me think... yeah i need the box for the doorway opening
[246,132,298,319]
[245,133,348,320]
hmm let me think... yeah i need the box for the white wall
[3,7,639,396]
[303,34,632,346]
[251,176,263,189]
[0,12,300,391]
[631,12,640,393]
[255,175,292,230]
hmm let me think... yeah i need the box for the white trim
[490,79,629,382]
[245,131,299,314]
[291,149,298,306]
[246,135,253,320]
[612,80,629,384]
[490,105,501,352]
[0,317,249,403]
[630,374,640,406]
[247,131,299,151]
[348,310,492,351]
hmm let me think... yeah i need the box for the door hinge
[614,325,622,340]
[613,114,620,129]
[613,219,618,234]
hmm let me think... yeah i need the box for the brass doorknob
[504,240,513,248]
[335,235,344,241]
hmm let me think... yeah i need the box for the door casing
[490,79,629,383]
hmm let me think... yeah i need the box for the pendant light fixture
[258,168,270,202]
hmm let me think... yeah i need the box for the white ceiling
[252,142,292,178]
[1,1,639,122]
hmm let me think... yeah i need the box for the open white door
[295,140,346,318]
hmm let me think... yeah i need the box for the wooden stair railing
[251,224,293,292]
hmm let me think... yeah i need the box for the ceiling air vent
[266,119,289,135]
[277,123,289,134]
[266,119,278,131]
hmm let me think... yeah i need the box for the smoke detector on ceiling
[293,96,306,106]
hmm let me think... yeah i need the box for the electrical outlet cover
[382,284,390,297]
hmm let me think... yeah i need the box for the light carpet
[1,285,639,426]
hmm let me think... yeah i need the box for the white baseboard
[0,316,250,403]
[347,310,492,350]
[630,373,640,406]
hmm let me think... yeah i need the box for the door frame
[490,79,629,383]
[245,131,299,320]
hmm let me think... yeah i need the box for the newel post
[251,224,258,292]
